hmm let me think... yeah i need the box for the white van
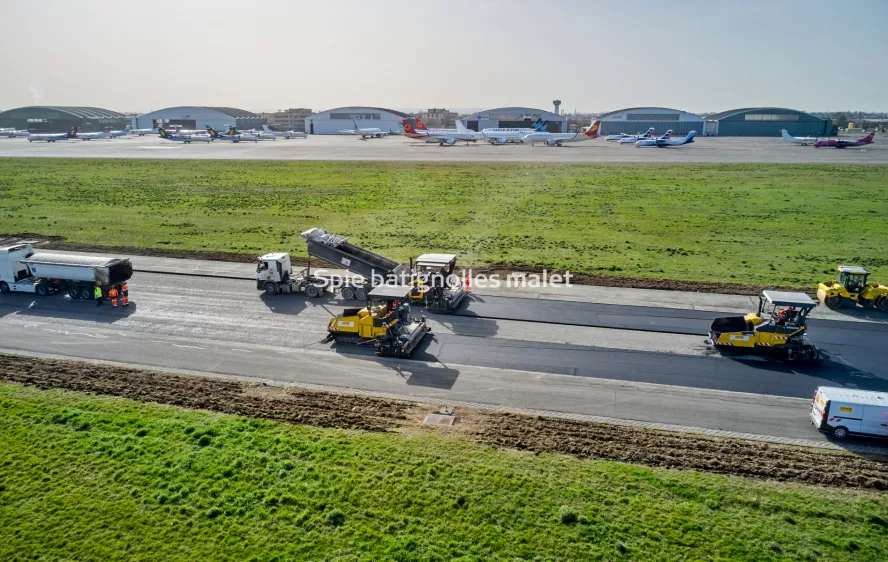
[811,386,888,440]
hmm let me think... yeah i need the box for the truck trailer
[0,244,133,299]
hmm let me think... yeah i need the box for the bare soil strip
[1,353,884,490]
[1,233,806,295]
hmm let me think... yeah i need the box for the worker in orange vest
[109,287,119,308]
[121,282,129,307]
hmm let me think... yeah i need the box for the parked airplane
[414,118,458,134]
[28,127,78,142]
[158,127,212,143]
[0,128,30,138]
[522,120,601,146]
[482,119,549,144]
[402,121,481,145]
[609,128,655,142]
[108,126,130,138]
[131,127,158,136]
[814,131,875,148]
[76,128,109,140]
[780,129,819,146]
[338,117,389,139]
[635,130,696,147]
[617,128,657,144]
[263,125,306,139]
[206,126,259,142]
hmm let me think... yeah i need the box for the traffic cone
[465,274,471,293]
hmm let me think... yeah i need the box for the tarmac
[1,133,887,163]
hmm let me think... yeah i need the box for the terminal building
[703,107,832,137]
[131,106,265,132]
[460,107,568,133]
[596,107,705,137]
[261,108,313,132]
[0,106,130,133]
[304,107,411,135]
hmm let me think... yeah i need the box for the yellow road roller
[817,265,888,312]
[709,291,820,362]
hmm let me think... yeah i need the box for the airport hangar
[461,107,568,133]
[597,107,705,137]
[304,107,412,135]
[0,106,130,133]
[131,106,265,132]
[703,107,833,137]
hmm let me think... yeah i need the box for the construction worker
[94,285,104,306]
[121,282,129,307]
[109,286,119,308]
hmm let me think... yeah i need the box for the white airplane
[108,126,130,138]
[158,127,212,143]
[635,130,696,147]
[76,129,109,140]
[28,127,78,142]
[522,120,602,146]
[338,117,389,138]
[206,126,258,142]
[414,118,458,134]
[263,124,306,139]
[402,120,481,145]
[608,128,655,142]
[618,128,657,144]
[130,127,158,136]
[780,129,819,146]
[0,128,30,138]
[481,119,549,144]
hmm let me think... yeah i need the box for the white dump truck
[0,244,133,299]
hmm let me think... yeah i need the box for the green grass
[1,158,886,285]
[1,382,886,561]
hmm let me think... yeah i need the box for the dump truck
[708,290,820,362]
[0,244,133,299]
[325,284,430,357]
[258,228,466,313]
[817,265,888,312]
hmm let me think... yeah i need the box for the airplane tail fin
[158,128,167,138]
[538,120,548,132]
[228,127,238,135]
[780,129,792,140]
[415,118,429,131]
[262,124,273,133]
[861,131,875,143]
[456,120,471,133]
[402,120,419,134]
[683,131,696,144]
[584,120,600,137]
[207,127,219,138]
[68,127,78,138]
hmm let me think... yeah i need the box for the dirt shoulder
[1,353,884,490]
[0,233,806,295]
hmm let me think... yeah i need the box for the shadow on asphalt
[722,352,888,393]
[820,306,888,324]
[0,294,137,323]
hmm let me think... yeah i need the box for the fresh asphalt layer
[0,272,885,403]
[1,133,887,163]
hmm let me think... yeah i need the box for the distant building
[416,108,457,128]
[262,108,313,132]
[131,106,265,132]
[704,107,832,137]
[0,106,129,133]
[597,107,705,137]
[304,106,411,135]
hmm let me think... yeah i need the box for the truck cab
[0,244,37,294]
[256,252,292,288]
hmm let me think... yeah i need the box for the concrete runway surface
[1,133,886,163]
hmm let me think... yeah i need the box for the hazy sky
[1,0,885,114]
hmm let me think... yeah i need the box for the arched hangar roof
[597,107,703,120]
[312,106,411,118]
[136,106,261,119]
[463,107,567,120]
[0,106,125,119]
[706,107,824,121]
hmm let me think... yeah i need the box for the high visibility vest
[94,287,103,299]
[109,288,118,298]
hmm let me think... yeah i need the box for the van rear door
[811,389,828,428]
[861,406,888,438]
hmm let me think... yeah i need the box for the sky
[1,0,886,114]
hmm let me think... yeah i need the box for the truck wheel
[305,284,321,298]
[81,286,94,300]
[264,282,277,295]
[877,296,888,313]
[68,286,81,299]
[36,284,49,297]
[0,281,9,294]
[354,288,367,301]
[341,286,355,300]
[824,295,843,310]
[831,426,849,440]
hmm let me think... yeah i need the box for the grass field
[1,382,887,561]
[1,158,886,285]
